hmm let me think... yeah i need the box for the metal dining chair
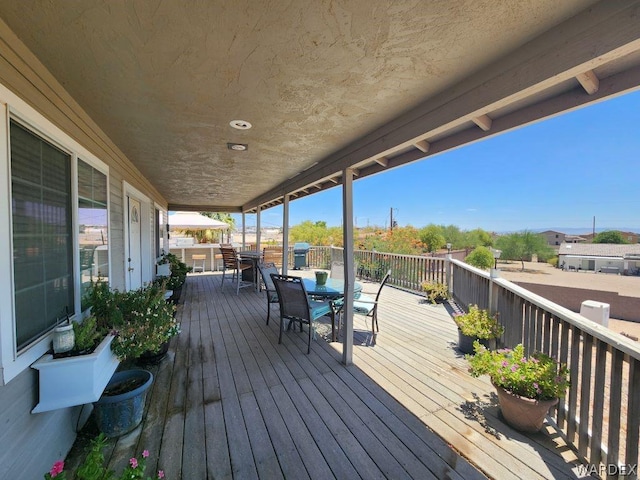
[219,245,253,295]
[257,262,279,325]
[352,269,392,336]
[270,274,333,354]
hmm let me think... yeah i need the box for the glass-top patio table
[302,277,362,341]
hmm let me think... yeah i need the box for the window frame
[0,86,110,384]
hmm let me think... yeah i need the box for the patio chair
[192,254,206,273]
[330,260,359,280]
[270,274,333,354]
[351,269,392,336]
[219,245,253,295]
[257,262,279,325]
[262,246,283,269]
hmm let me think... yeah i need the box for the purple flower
[510,365,518,372]
[158,471,165,479]
[501,360,509,367]
[130,457,138,469]
[143,450,149,458]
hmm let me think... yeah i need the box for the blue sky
[236,89,640,233]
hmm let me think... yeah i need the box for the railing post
[445,254,453,297]
[488,267,500,316]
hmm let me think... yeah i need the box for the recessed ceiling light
[230,120,252,130]
[227,142,248,151]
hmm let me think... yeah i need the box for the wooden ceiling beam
[414,140,430,153]
[472,114,493,131]
[576,69,600,94]
[374,156,389,167]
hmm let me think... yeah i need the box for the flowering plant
[453,305,503,339]
[109,282,179,361]
[86,280,179,361]
[44,434,165,479]
[467,342,570,400]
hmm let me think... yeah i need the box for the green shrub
[453,305,503,339]
[421,281,450,304]
[465,246,495,270]
[548,256,558,267]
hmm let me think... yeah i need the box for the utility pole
[390,207,394,232]
[592,216,596,237]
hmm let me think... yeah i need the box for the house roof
[558,243,640,258]
[0,1,639,213]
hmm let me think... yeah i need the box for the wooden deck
[72,271,591,479]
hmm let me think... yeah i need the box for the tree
[495,231,554,271]
[419,225,446,253]
[593,230,628,244]
[463,228,494,249]
[200,212,235,243]
[465,246,495,270]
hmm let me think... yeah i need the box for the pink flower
[510,365,518,372]
[50,460,65,477]
[143,450,149,458]
[158,470,165,479]
[130,457,138,469]
[501,360,509,367]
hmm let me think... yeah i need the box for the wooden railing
[280,246,639,469]
[450,258,640,475]
[299,246,445,291]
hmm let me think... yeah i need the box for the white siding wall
[0,17,168,476]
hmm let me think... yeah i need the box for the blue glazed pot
[94,369,153,437]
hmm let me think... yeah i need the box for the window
[11,120,74,350]
[78,159,109,310]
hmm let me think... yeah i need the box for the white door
[127,197,143,290]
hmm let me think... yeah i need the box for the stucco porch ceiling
[0,1,639,213]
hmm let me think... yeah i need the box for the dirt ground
[498,260,640,341]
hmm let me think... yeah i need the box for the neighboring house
[558,243,640,275]
[540,230,586,247]
[0,31,168,480]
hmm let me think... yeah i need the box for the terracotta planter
[494,384,558,432]
[457,330,495,354]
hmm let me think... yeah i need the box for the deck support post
[282,194,290,275]
[342,167,355,365]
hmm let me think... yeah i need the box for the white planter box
[31,334,120,413]
[157,263,171,277]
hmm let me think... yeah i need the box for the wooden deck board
[89,271,591,480]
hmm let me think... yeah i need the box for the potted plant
[453,304,504,354]
[162,253,191,302]
[156,252,172,277]
[467,342,570,432]
[31,315,120,413]
[108,282,180,362]
[421,281,449,304]
[93,369,154,437]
